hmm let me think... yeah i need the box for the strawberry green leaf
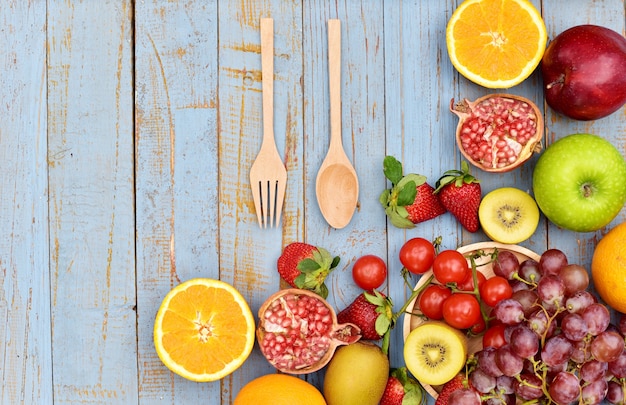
[375,313,391,335]
[383,155,403,185]
[294,273,307,288]
[397,173,426,189]
[379,189,391,206]
[297,258,321,272]
[364,291,386,306]
[386,207,415,229]
[396,180,417,206]
[318,284,329,299]
[330,256,340,269]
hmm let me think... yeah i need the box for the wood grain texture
[134,1,222,402]
[0,1,52,403]
[0,1,624,404]
[47,1,136,403]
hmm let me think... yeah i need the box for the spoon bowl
[315,19,359,229]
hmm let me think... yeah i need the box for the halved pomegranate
[450,94,544,172]
[256,288,361,374]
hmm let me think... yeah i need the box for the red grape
[548,371,580,405]
[509,324,539,358]
[492,250,520,280]
[514,373,543,400]
[591,330,624,362]
[493,299,525,325]
[495,344,524,377]
[518,258,541,284]
[580,359,608,382]
[539,248,568,276]
[606,380,625,404]
[558,263,589,296]
[560,312,588,341]
[581,378,608,405]
[608,349,626,378]
[541,335,573,368]
[582,303,611,336]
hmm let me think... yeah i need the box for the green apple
[532,133,626,232]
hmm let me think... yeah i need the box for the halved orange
[592,222,626,313]
[446,0,547,88]
[154,278,255,382]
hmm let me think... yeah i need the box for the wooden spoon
[315,19,359,229]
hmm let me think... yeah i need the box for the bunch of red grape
[460,248,626,405]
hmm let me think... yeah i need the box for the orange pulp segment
[446,0,547,88]
[154,278,255,382]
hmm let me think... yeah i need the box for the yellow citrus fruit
[446,0,548,88]
[153,278,255,382]
[234,374,327,405]
[591,222,626,313]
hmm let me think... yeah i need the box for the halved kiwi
[403,321,467,386]
[478,187,540,244]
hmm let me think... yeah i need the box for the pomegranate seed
[258,292,337,372]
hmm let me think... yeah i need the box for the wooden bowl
[402,242,541,399]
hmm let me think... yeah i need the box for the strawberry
[380,155,446,229]
[380,367,426,405]
[434,161,481,232]
[434,373,466,405]
[276,242,339,299]
[336,290,394,353]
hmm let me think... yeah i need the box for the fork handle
[260,18,274,149]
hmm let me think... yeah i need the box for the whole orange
[591,222,626,313]
[234,374,326,405]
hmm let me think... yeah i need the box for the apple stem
[545,74,565,90]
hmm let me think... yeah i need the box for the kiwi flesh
[478,187,540,244]
[403,321,467,386]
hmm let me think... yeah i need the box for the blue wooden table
[2,1,624,403]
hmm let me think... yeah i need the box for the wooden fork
[249,18,287,228]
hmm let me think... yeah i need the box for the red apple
[541,25,626,121]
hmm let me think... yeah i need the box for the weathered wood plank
[301,0,388,388]
[383,0,465,373]
[216,1,305,399]
[0,1,52,403]
[134,0,223,403]
[47,1,136,402]
[541,0,626,319]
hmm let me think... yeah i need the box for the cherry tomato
[479,276,513,307]
[432,250,470,284]
[483,324,507,349]
[418,284,452,320]
[471,316,487,334]
[457,270,487,292]
[442,293,481,330]
[399,237,436,275]
[352,255,387,290]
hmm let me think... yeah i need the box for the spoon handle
[328,19,342,152]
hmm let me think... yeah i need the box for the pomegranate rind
[450,94,544,173]
[256,288,361,374]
